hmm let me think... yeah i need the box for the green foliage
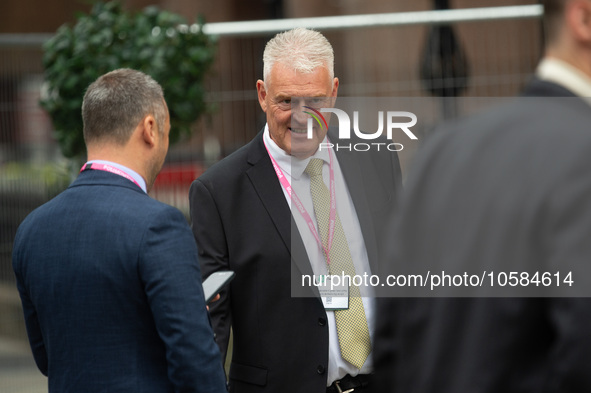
[40,1,217,158]
[1,161,72,198]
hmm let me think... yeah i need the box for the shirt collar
[536,57,591,99]
[86,160,147,193]
[263,124,330,181]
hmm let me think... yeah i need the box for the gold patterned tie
[305,158,371,369]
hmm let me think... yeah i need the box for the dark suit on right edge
[373,79,591,393]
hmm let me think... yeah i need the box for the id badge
[318,275,349,310]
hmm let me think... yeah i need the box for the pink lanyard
[80,162,143,190]
[264,141,337,264]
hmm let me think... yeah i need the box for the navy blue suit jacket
[12,169,227,393]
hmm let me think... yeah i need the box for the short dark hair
[541,0,566,43]
[82,68,166,146]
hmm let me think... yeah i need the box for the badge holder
[318,275,349,311]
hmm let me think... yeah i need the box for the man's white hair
[263,27,334,85]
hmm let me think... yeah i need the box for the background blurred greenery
[40,1,217,159]
[0,161,71,199]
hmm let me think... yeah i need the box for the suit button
[318,318,326,326]
[317,365,325,375]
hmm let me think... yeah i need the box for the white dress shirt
[536,57,591,99]
[263,125,374,385]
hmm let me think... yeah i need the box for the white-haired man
[190,28,402,393]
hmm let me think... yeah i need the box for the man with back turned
[12,68,227,393]
[373,1,591,392]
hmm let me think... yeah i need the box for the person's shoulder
[73,172,185,220]
[520,77,578,97]
[428,96,549,143]
[116,193,189,237]
[123,190,185,223]
[15,188,69,231]
[417,95,591,170]
[148,200,188,228]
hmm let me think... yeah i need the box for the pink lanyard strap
[264,141,337,264]
[80,162,143,190]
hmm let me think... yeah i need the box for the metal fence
[0,5,543,391]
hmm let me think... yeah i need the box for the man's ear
[567,0,591,42]
[330,77,340,106]
[332,77,339,97]
[140,115,157,147]
[256,80,268,112]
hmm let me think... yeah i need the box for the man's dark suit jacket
[190,128,402,393]
[373,79,591,393]
[12,170,226,393]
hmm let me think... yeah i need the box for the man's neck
[87,146,148,186]
[546,40,591,79]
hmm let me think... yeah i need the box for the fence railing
[0,4,543,46]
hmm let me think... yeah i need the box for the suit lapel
[245,133,314,277]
